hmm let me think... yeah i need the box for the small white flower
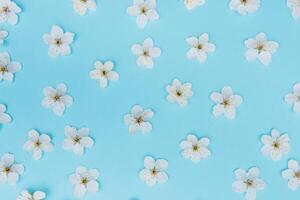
[0,29,8,45]
[124,105,154,134]
[131,37,161,68]
[23,129,54,160]
[184,0,205,10]
[42,83,73,116]
[282,160,300,190]
[166,79,193,107]
[0,0,22,25]
[285,82,300,113]
[0,153,24,185]
[89,60,119,88]
[180,134,210,163]
[232,167,267,200]
[229,0,260,15]
[72,0,96,15]
[210,86,243,120]
[69,166,100,198]
[42,25,74,58]
[127,0,159,29]
[17,190,46,200]
[287,0,300,19]
[0,51,21,82]
[62,125,94,156]
[186,33,215,63]
[0,103,11,124]
[139,156,168,186]
[245,32,279,66]
[260,129,290,161]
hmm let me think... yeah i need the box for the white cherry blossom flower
[210,86,243,120]
[287,0,300,19]
[42,83,73,116]
[89,60,119,88]
[229,0,260,15]
[0,0,22,25]
[245,32,279,66]
[23,129,54,160]
[232,167,267,200]
[69,166,100,198]
[184,0,205,10]
[124,105,154,134]
[0,51,21,82]
[0,29,8,45]
[131,37,161,68]
[72,0,96,15]
[139,156,168,186]
[127,0,159,29]
[285,82,300,113]
[166,79,193,107]
[42,25,74,58]
[62,125,94,156]
[260,129,290,161]
[282,160,300,190]
[17,190,46,200]
[186,33,215,63]
[0,153,24,185]
[180,134,211,163]
[0,103,11,124]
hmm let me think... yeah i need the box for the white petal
[136,14,148,29]
[33,191,46,200]
[74,184,86,198]
[144,156,155,169]
[87,180,99,192]
[258,51,272,66]
[155,159,168,171]
[81,137,94,148]
[51,25,64,38]
[0,113,11,124]
[146,9,159,20]
[7,172,18,185]
[245,49,258,61]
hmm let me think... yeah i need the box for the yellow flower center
[176,90,182,97]
[4,167,11,174]
[73,136,81,144]
[151,168,157,176]
[55,38,62,46]
[245,179,253,188]
[0,66,8,73]
[222,99,230,107]
[272,141,280,149]
[197,44,203,50]
[1,7,9,13]
[80,177,88,185]
[52,95,61,102]
[192,145,199,151]
[256,44,265,52]
[295,171,300,179]
[34,140,41,148]
[135,116,143,124]
[140,6,147,14]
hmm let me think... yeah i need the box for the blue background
[0,0,300,199]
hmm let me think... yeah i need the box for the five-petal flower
[127,0,159,29]
[69,166,100,198]
[180,134,211,163]
[17,190,46,200]
[139,156,168,186]
[89,60,119,88]
[245,32,279,66]
[282,160,300,190]
[232,167,267,200]
[229,0,260,15]
[186,33,216,63]
[124,105,154,134]
[260,129,290,161]
[43,25,74,58]
[287,0,300,19]
[62,125,94,156]
[0,103,11,124]
[72,0,96,15]
[131,37,161,68]
[210,86,243,120]
[42,83,73,116]
[0,51,21,82]
[166,79,193,107]
[285,82,300,113]
[0,153,24,185]
[23,129,54,160]
[184,0,205,10]
[0,0,22,25]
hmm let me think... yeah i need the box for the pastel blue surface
[1,0,300,199]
